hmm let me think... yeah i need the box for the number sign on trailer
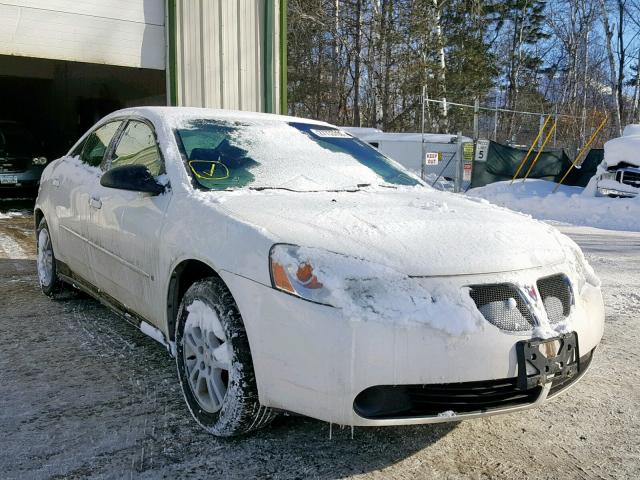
[475,139,490,162]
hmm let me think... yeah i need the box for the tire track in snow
[0,231,29,259]
[0,213,36,260]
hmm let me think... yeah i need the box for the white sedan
[34,107,604,436]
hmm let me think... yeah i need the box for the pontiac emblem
[525,285,538,302]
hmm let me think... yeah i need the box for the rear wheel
[36,218,62,297]
[175,278,276,436]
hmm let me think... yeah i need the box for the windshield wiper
[248,186,302,192]
[248,184,398,192]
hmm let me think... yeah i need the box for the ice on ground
[467,179,640,232]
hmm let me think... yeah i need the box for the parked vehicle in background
[595,124,640,198]
[0,121,48,196]
[35,107,604,437]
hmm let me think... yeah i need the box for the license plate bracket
[516,332,579,390]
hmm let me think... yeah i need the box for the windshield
[174,119,421,191]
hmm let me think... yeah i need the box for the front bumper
[220,265,604,427]
[596,181,638,198]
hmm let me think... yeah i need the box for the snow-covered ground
[467,179,640,232]
[1,202,639,479]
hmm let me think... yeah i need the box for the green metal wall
[166,0,286,113]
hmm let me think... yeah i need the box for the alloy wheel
[37,228,54,288]
[182,303,231,413]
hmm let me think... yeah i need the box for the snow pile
[273,245,485,336]
[423,173,455,191]
[467,179,640,232]
[0,210,27,219]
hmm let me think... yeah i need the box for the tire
[36,218,63,297]
[175,278,276,436]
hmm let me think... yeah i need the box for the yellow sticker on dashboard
[188,160,230,180]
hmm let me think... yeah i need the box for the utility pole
[421,85,426,180]
[553,105,558,148]
[493,88,499,141]
[538,115,545,148]
[473,97,480,141]
[455,132,463,193]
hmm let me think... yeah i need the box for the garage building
[0,0,286,159]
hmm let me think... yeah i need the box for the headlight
[269,244,330,304]
[32,156,47,165]
[599,171,616,181]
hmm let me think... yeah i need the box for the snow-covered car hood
[217,187,567,276]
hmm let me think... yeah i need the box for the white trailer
[342,128,472,183]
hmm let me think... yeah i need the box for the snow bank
[467,179,640,232]
[0,210,28,219]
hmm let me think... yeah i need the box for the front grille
[621,170,640,188]
[469,284,535,331]
[353,349,595,419]
[537,274,572,325]
[354,378,541,418]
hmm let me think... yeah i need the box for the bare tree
[599,0,623,135]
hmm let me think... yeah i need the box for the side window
[80,121,122,167]
[110,121,162,176]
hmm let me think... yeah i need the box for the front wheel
[36,218,62,297]
[175,278,276,436]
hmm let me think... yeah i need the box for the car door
[85,118,171,323]
[53,120,123,282]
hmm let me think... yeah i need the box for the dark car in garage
[0,120,48,197]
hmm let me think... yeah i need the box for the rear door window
[110,121,163,176]
[79,121,123,167]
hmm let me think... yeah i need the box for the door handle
[89,197,102,209]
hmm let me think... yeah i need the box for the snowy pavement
[1,200,639,479]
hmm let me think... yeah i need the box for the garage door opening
[0,55,166,160]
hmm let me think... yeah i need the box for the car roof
[101,106,335,129]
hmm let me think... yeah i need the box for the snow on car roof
[347,131,471,144]
[102,106,334,129]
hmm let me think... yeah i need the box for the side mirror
[100,164,165,195]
